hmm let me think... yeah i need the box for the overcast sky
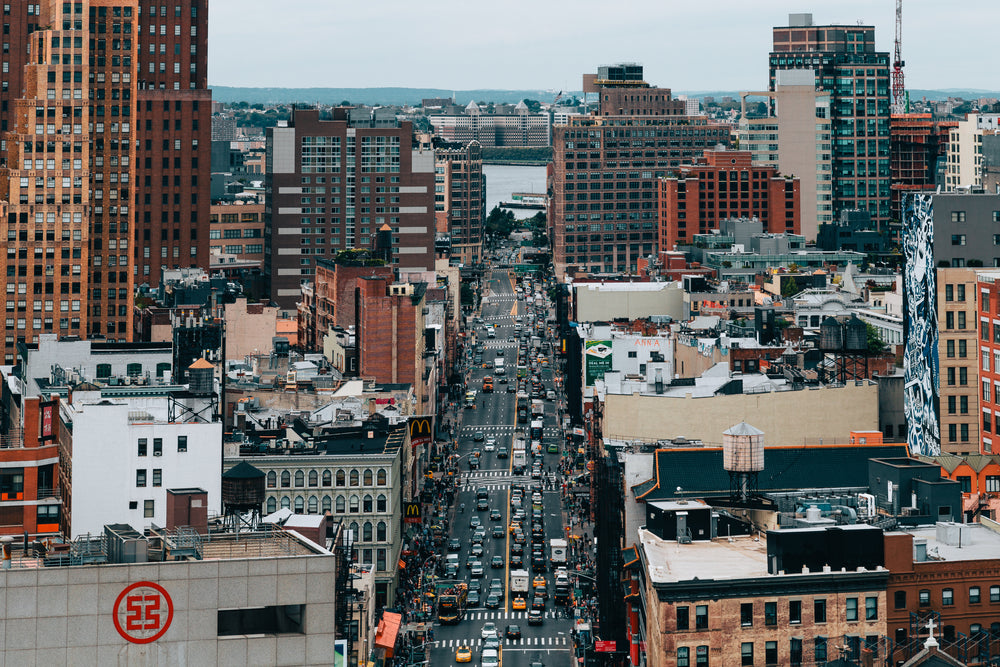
[209,1,998,93]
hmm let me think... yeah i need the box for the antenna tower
[891,0,906,115]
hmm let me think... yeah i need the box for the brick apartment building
[0,1,211,364]
[584,63,688,117]
[265,108,436,309]
[657,148,800,250]
[434,141,485,265]
[770,13,891,232]
[209,200,265,268]
[890,113,956,227]
[976,271,1000,455]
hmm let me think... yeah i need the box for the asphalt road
[427,263,574,667]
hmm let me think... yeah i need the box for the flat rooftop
[639,527,768,583]
[893,523,1000,563]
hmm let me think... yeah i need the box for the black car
[492,526,505,539]
[510,554,524,568]
[532,557,546,572]
[510,542,524,555]
[448,538,462,552]
[476,499,489,511]
[497,447,509,458]
[527,609,543,626]
[506,384,516,393]
[490,509,502,521]
[505,624,522,640]
[531,596,545,610]
[467,590,481,607]
[485,594,501,609]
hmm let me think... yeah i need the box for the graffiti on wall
[902,193,940,456]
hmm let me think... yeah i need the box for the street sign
[595,640,616,653]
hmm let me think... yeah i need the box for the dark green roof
[223,461,266,480]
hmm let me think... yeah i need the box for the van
[481,648,500,667]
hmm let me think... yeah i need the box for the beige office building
[739,70,832,241]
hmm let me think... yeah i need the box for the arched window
[96,363,112,379]
[322,470,332,487]
[308,471,318,487]
[336,496,345,513]
[294,471,304,487]
[377,469,387,485]
[350,470,359,486]
[349,495,359,512]
[266,471,276,488]
[126,362,142,377]
[376,494,387,512]
[322,496,332,513]
[281,496,290,509]
[266,497,277,513]
[308,496,318,514]
[363,494,373,513]
[349,521,359,541]
[363,469,373,485]
[155,362,171,378]
[363,521,373,541]
[376,521,386,541]
[336,470,345,487]
[280,471,290,488]
[294,496,304,513]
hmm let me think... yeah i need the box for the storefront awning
[374,611,402,656]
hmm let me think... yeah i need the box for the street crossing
[436,635,571,648]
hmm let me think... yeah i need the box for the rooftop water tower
[722,422,765,503]
[221,461,266,532]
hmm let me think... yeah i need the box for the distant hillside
[210,86,578,107]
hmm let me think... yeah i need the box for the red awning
[374,611,402,656]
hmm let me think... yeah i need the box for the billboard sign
[584,340,613,386]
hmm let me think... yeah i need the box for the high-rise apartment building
[890,113,955,225]
[657,149,800,250]
[739,69,832,241]
[0,0,139,363]
[133,0,211,287]
[549,65,730,278]
[434,141,485,265]
[264,108,435,309]
[769,13,891,231]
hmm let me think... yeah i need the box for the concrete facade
[572,282,685,323]
[603,381,879,446]
[223,299,279,362]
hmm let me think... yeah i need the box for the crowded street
[391,246,597,667]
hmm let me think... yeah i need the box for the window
[990,585,1000,602]
[865,596,878,620]
[741,643,754,666]
[677,647,690,667]
[919,589,931,606]
[267,471,276,488]
[377,548,387,571]
[695,605,708,630]
[986,476,1000,492]
[363,469,373,485]
[144,499,154,518]
[376,494,386,512]
[677,606,689,630]
[281,471,290,488]
[294,497,304,513]
[153,438,162,456]
[958,284,966,301]
[336,496,345,513]
[814,636,827,661]
[126,362,142,376]
[957,476,972,493]
[217,604,304,636]
[376,521,386,541]
[952,210,966,222]
[177,435,187,452]
[96,363,112,378]
[136,469,147,487]
[267,497,277,513]
[764,601,777,626]
[695,645,709,667]
[970,586,981,604]
[952,234,966,246]
[789,600,802,624]
[322,470,332,487]
[790,638,803,666]
[814,599,826,623]
[846,597,858,621]
[308,471,318,487]
[336,470,345,486]
[946,284,954,301]
[765,641,777,666]
[350,470,359,486]
[152,469,162,487]
[943,588,954,606]
[894,591,906,609]
[349,495,359,512]
[294,471,304,487]
[377,469,387,485]
[137,438,147,456]
[741,603,753,626]
[363,494,373,513]
[308,496,318,513]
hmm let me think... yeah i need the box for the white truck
[494,358,505,375]
[510,569,530,596]
[512,438,527,474]
[550,538,567,565]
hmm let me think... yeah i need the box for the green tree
[781,276,800,298]
[866,323,887,354]
[460,283,475,306]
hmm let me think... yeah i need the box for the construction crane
[891,0,907,115]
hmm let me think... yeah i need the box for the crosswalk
[464,610,561,621]
[437,636,570,648]
[461,424,517,434]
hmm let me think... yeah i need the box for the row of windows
[677,597,875,633]
[903,585,1000,607]
[266,468,387,488]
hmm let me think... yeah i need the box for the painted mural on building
[902,192,940,456]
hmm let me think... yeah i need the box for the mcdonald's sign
[409,416,433,451]
[403,502,421,524]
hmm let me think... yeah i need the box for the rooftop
[895,523,1000,563]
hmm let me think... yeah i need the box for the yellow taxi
[456,645,472,663]
[512,597,527,611]
[508,521,522,534]
[533,575,547,588]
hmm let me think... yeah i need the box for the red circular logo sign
[113,581,174,644]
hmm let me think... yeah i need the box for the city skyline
[210,0,999,93]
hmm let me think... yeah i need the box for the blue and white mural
[902,192,940,456]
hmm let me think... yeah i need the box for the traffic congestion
[391,242,596,667]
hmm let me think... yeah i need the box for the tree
[781,276,800,298]
[866,323,887,354]
[460,283,475,306]
[485,206,516,238]
[522,99,542,113]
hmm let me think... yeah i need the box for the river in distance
[483,164,547,217]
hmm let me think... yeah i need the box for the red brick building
[657,149,800,251]
[134,1,212,287]
[977,273,1000,455]
[297,258,393,353]
[890,113,957,228]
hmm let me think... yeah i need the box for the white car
[481,621,498,639]
[484,439,497,452]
